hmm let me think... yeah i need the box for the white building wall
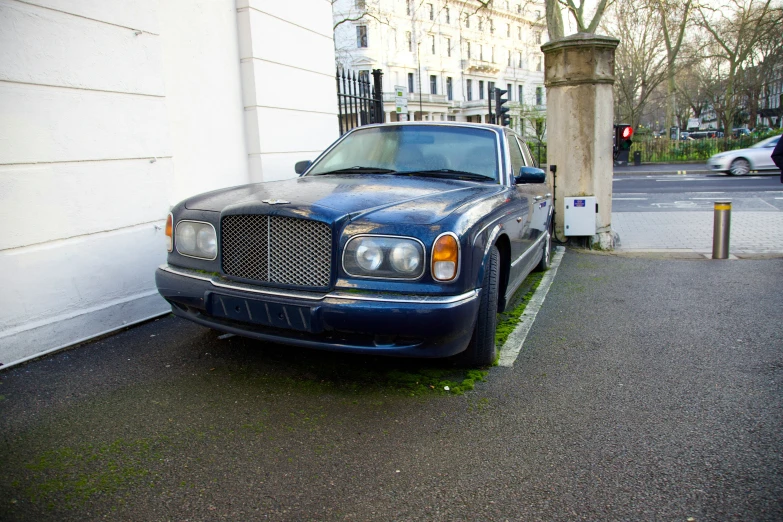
[237,0,340,182]
[0,0,251,367]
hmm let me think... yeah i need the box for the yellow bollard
[712,201,731,259]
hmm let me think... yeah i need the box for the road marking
[775,198,783,200]
[690,197,732,200]
[655,178,700,182]
[497,247,565,368]
[613,197,648,200]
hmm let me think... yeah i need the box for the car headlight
[343,236,424,279]
[175,220,217,259]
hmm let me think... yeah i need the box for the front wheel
[729,158,750,176]
[535,225,552,272]
[458,245,500,367]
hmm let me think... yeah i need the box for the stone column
[542,33,619,249]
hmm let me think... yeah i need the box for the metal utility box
[564,196,597,236]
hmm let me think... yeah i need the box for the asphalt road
[612,173,783,212]
[1,252,782,521]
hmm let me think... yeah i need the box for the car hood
[184,174,503,225]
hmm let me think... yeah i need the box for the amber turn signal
[432,233,459,281]
[165,213,173,252]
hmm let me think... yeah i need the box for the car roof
[351,121,508,134]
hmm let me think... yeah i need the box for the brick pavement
[612,211,783,254]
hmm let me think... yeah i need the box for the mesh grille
[221,215,332,288]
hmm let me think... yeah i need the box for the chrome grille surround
[221,215,332,288]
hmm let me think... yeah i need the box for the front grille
[221,215,332,288]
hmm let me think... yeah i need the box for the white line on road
[613,197,649,200]
[497,247,565,368]
[690,197,732,200]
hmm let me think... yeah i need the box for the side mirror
[515,166,546,184]
[295,160,312,175]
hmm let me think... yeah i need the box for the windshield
[752,136,779,148]
[307,125,500,181]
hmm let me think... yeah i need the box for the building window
[491,46,495,63]
[507,50,512,66]
[518,26,522,40]
[407,31,413,52]
[518,51,522,68]
[536,56,542,72]
[357,26,368,48]
[479,80,485,100]
[448,115,456,121]
[407,0,412,15]
[355,0,365,8]
[467,41,471,59]
[465,14,470,28]
[430,75,437,94]
[447,77,453,100]
[507,83,512,100]
[428,3,434,20]
[518,85,524,103]
[507,23,511,37]
[478,18,483,31]
[517,4,522,13]
[536,31,542,44]
[490,19,494,34]
[445,7,450,23]
[430,35,436,54]
[408,73,415,94]
[536,86,543,105]
[467,79,473,101]
[446,38,451,57]
[358,70,369,83]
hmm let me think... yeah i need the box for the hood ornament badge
[262,199,290,205]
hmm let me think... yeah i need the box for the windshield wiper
[313,166,397,175]
[395,169,495,182]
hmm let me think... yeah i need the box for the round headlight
[390,242,421,274]
[355,240,383,271]
[178,222,196,252]
[197,227,217,257]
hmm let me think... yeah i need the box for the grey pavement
[613,211,783,255]
[1,252,782,521]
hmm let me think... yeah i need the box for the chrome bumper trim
[159,265,479,304]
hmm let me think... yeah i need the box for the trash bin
[633,151,642,166]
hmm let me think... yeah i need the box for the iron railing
[336,68,384,135]
[628,135,770,163]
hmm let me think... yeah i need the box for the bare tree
[696,0,782,132]
[545,0,614,40]
[604,1,667,127]
[653,0,693,131]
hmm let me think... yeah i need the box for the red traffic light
[621,126,633,140]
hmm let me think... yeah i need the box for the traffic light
[613,123,633,159]
[494,88,510,127]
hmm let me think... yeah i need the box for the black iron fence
[336,68,384,135]
[629,135,766,163]
[527,140,547,167]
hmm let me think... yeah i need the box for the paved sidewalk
[613,211,783,255]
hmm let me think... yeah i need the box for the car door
[751,136,779,169]
[513,134,551,246]
[504,131,535,288]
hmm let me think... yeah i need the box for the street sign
[394,85,408,115]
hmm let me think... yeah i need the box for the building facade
[332,0,547,137]
[0,0,339,367]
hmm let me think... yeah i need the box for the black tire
[535,223,552,272]
[459,245,500,367]
[729,158,750,176]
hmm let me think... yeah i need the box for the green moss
[494,271,544,349]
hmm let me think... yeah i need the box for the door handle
[516,217,523,223]
[545,193,552,197]
[534,196,543,201]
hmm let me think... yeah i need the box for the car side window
[507,133,526,179]
[517,137,535,167]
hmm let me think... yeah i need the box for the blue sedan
[155,122,553,366]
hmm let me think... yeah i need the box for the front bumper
[156,265,480,358]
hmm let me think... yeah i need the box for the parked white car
[707,135,781,175]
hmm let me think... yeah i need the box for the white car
[707,135,781,175]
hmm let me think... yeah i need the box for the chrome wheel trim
[729,158,750,176]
